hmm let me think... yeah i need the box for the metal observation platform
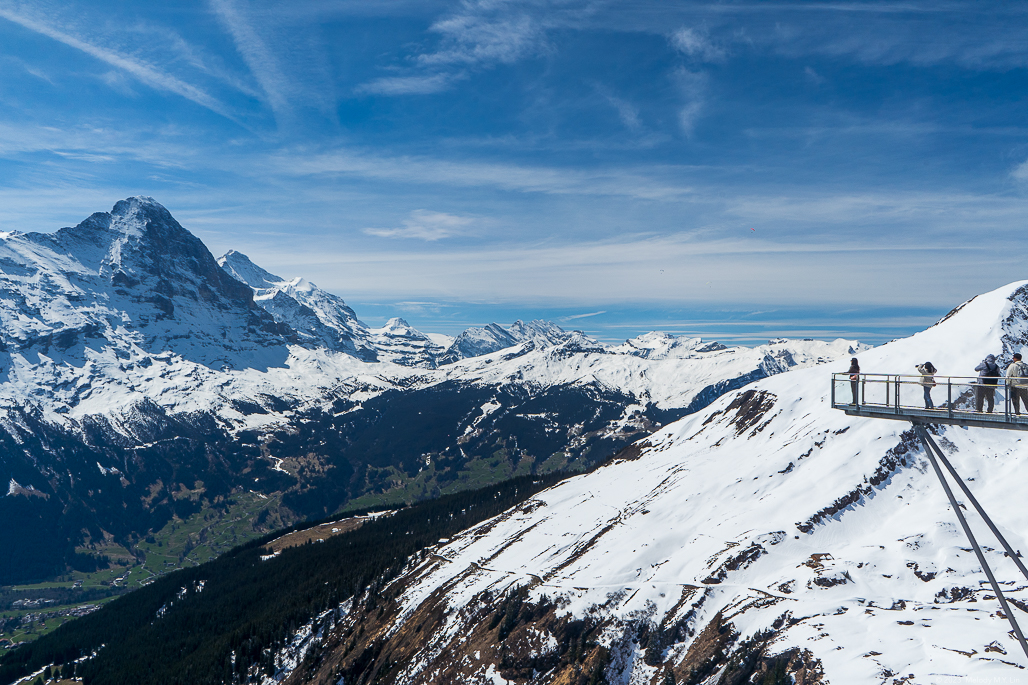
[831,372,1028,430]
[831,372,1028,661]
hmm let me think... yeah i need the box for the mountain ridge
[0,198,863,589]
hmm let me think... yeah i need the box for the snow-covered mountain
[437,320,571,365]
[0,197,862,585]
[0,196,288,368]
[217,251,572,370]
[217,250,377,360]
[366,318,449,368]
[288,281,1028,684]
[444,331,858,414]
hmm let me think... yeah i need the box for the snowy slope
[302,281,1028,684]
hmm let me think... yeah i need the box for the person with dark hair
[975,354,1001,413]
[1006,353,1028,415]
[847,358,860,404]
[916,361,937,409]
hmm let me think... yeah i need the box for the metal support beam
[919,428,1028,584]
[913,424,1028,660]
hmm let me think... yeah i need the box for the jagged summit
[378,317,414,333]
[218,249,283,291]
[366,317,447,367]
[50,197,251,305]
[0,198,288,375]
[438,319,577,365]
[216,249,375,359]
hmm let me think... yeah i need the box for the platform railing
[831,372,1028,422]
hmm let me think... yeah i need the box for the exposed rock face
[437,319,581,365]
[274,543,825,685]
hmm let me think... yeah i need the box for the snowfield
[356,280,1028,683]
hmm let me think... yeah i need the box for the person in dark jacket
[975,354,1001,413]
[846,358,860,404]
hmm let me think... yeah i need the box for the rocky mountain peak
[49,197,254,309]
[218,250,283,292]
[217,247,377,359]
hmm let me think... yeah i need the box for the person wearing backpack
[1006,353,1028,414]
[916,361,937,409]
[974,354,1001,413]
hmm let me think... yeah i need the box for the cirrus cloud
[363,209,475,241]
[355,72,465,96]
[670,27,725,62]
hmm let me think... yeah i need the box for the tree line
[0,471,569,685]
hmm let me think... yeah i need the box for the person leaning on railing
[974,354,1001,413]
[1006,353,1028,415]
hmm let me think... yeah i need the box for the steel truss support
[913,423,1028,660]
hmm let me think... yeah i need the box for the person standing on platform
[847,358,860,404]
[916,362,937,409]
[975,354,1001,413]
[1006,353,1028,415]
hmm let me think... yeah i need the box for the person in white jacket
[916,361,937,409]
[1006,353,1028,414]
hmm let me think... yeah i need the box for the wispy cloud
[673,68,707,135]
[208,0,291,123]
[670,27,724,62]
[595,84,641,131]
[804,65,825,84]
[158,27,263,100]
[420,12,542,66]
[99,70,137,98]
[0,4,234,120]
[1012,158,1028,182]
[752,6,1028,69]
[562,310,606,321]
[355,72,464,96]
[262,228,1017,310]
[0,119,210,170]
[272,147,694,199]
[364,209,475,241]
[357,1,564,98]
[727,191,1028,229]
[1,55,54,84]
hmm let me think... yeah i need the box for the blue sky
[0,1,1026,344]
